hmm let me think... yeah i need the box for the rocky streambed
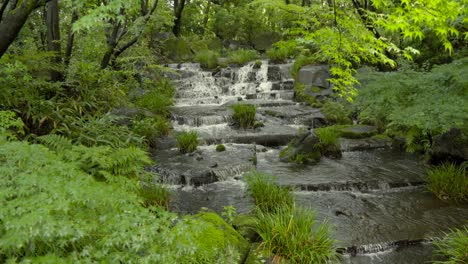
[151,61,468,263]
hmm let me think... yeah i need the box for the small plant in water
[176,131,198,153]
[216,144,226,152]
[231,104,256,129]
[427,162,468,202]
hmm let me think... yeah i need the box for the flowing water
[157,61,468,263]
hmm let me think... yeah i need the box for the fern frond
[38,134,73,152]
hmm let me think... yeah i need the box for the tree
[0,0,50,58]
[173,0,187,37]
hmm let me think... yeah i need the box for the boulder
[298,64,331,89]
[279,131,322,164]
[429,128,468,164]
[337,125,378,139]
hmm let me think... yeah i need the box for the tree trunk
[0,0,48,58]
[201,0,211,35]
[46,0,63,81]
[64,0,78,67]
[172,0,186,37]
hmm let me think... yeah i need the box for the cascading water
[156,60,468,264]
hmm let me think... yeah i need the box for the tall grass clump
[176,130,199,153]
[138,183,170,209]
[427,162,468,202]
[228,49,259,65]
[231,104,256,129]
[433,226,468,264]
[195,50,219,69]
[244,171,294,213]
[256,207,338,264]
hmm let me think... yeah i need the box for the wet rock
[279,132,322,163]
[337,125,378,139]
[298,64,330,89]
[340,137,392,151]
[267,65,282,81]
[429,128,468,164]
[246,93,257,100]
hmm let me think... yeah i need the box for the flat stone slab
[340,137,392,151]
[151,144,255,185]
[174,123,302,147]
[295,187,468,246]
[256,148,426,188]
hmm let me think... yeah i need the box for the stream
[153,61,468,263]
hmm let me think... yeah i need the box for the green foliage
[0,140,250,263]
[195,50,220,69]
[216,144,226,152]
[321,101,353,125]
[138,175,170,209]
[315,127,339,149]
[356,58,468,150]
[228,49,259,65]
[433,226,468,264]
[255,207,337,264]
[132,116,171,147]
[231,104,256,129]
[176,131,199,153]
[221,205,239,225]
[427,162,468,202]
[267,41,297,63]
[0,110,25,140]
[58,114,144,149]
[254,60,262,69]
[136,90,173,118]
[244,171,294,213]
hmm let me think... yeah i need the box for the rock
[232,214,260,242]
[429,128,468,164]
[337,125,378,139]
[298,64,330,89]
[246,93,257,100]
[267,65,282,81]
[182,170,217,186]
[171,211,250,264]
[279,132,322,164]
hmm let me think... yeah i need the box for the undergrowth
[231,104,256,129]
[427,162,468,202]
[176,130,199,153]
[433,226,468,264]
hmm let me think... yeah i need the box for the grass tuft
[228,49,259,65]
[427,162,468,202]
[176,131,198,153]
[244,171,294,213]
[256,207,338,264]
[231,104,256,129]
[194,50,219,69]
[433,226,468,264]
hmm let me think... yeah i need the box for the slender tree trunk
[172,0,186,37]
[46,0,63,81]
[0,0,49,58]
[64,0,78,67]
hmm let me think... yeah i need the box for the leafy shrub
[244,171,294,213]
[216,144,226,152]
[176,131,199,153]
[355,58,468,144]
[290,55,320,79]
[433,226,468,264]
[195,50,219,69]
[321,101,353,125]
[267,41,297,63]
[256,207,337,264]
[427,162,468,202]
[132,116,171,147]
[228,49,259,65]
[231,104,256,129]
[0,140,247,263]
[0,110,24,140]
[58,114,145,149]
[136,90,173,118]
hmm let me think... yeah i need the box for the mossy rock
[336,125,377,139]
[233,214,259,242]
[253,121,264,129]
[172,211,250,263]
[244,243,272,264]
[216,144,226,152]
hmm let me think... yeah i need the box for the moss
[216,144,226,152]
[254,60,262,69]
[196,212,250,259]
[372,134,392,141]
[233,214,259,242]
[253,121,264,129]
[244,243,271,264]
[336,125,377,139]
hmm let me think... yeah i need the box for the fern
[37,134,73,151]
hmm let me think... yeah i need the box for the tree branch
[0,0,10,22]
